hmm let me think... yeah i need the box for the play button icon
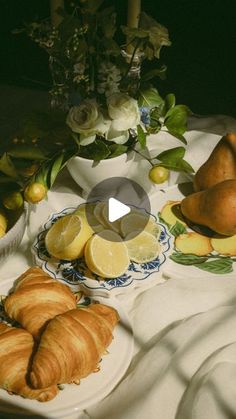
[108,198,130,222]
[85,177,151,242]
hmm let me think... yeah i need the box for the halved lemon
[45,214,93,260]
[120,211,160,238]
[84,230,130,278]
[125,230,161,263]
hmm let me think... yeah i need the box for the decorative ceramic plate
[149,183,236,280]
[32,205,172,297]
[0,277,133,418]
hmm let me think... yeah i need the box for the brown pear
[181,179,236,236]
[193,132,236,191]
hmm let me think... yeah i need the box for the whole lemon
[24,182,47,204]
[149,165,169,184]
[3,192,24,210]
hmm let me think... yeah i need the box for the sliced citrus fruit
[102,203,121,233]
[74,202,103,231]
[93,201,108,228]
[120,211,159,238]
[45,214,93,260]
[125,230,160,263]
[84,230,130,278]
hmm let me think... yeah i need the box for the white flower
[107,93,140,131]
[66,100,110,145]
[97,62,121,97]
[106,126,129,144]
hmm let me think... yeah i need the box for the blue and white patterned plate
[32,206,172,297]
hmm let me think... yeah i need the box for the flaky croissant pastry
[4,266,77,339]
[0,323,58,401]
[30,303,119,388]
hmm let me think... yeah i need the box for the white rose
[66,100,110,145]
[106,126,129,144]
[107,93,140,131]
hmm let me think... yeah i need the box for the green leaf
[0,153,19,179]
[156,146,185,162]
[170,252,209,265]
[137,125,147,148]
[162,94,176,115]
[170,221,187,237]
[121,26,148,40]
[138,13,171,58]
[155,147,194,173]
[141,65,167,82]
[159,159,194,173]
[78,139,110,161]
[166,130,187,145]
[7,145,46,160]
[49,154,64,187]
[165,105,190,136]
[108,144,128,158]
[194,258,233,274]
[99,7,117,38]
[138,88,164,108]
[84,0,104,13]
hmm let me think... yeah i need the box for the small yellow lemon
[3,191,24,210]
[0,208,8,233]
[149,165,169,184]
[24,182,47,204]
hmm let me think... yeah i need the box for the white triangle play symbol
[108,198,130,222]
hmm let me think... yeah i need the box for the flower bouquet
[0,0,193,208]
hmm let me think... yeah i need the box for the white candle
[50,0,64,27]
[127,0,141,29]
[126,0,141,56]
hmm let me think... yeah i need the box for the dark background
[0,0,236,117]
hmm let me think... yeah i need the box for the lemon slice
[125,230,161,263]
[84,230,130,278]
[45,214,93,260]
[102,204,121,233]
[120,211,160,238]
[94,201,108,228]
[74,203,103,231]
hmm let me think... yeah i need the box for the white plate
[0,277,133,418]
[32,206,172,297]
[149,183,236,280]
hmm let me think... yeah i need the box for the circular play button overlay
[85,177,151,241]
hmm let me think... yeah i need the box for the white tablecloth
[1,114,236,419]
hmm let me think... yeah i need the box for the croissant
[4,266,77,339]
[30,303,119,388]
[0,323,58,401]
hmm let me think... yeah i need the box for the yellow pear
[181,179,236,236]
[193,132,236,191]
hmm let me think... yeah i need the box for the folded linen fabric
[87,304,236,419]
[176,342,236,419]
